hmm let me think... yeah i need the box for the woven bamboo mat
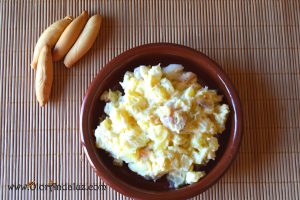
[0,0,299,199]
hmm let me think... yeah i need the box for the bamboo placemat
[0,0,299,199]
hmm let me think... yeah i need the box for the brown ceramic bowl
[80,43,243,200]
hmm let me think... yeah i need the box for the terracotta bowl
[80,43,243,200]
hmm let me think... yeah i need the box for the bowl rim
[80,43,243,200]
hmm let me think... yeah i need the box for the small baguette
[31,16,73,69]
[35,45,53,106]
[53,11,89,61]
[64,14,102,68]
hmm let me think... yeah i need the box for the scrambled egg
[95,64,229,188]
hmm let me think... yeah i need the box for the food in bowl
[94,64,229,188]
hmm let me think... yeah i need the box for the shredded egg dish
[95,64,229,188]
